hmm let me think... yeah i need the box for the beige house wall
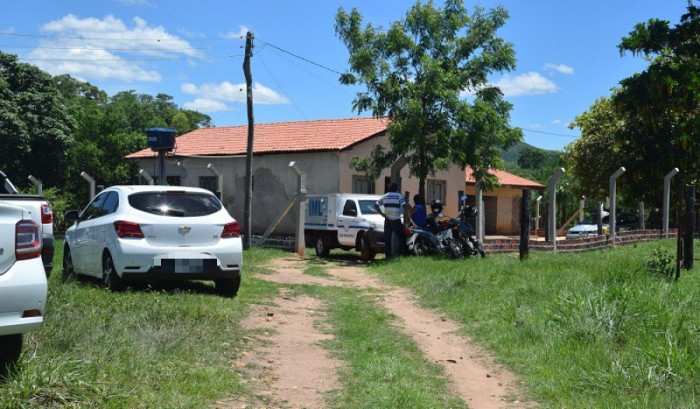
[338,133,467,218]
[137,151,340,235]
[465,184,531,235]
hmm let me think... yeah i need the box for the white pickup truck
[0,202,47,365]
[0,171,54,276]
[304,193,385,261]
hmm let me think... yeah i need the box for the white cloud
[494,72,558,97]
[543,63,574,75]
[27,14,203,82]
[222,25,250,39]
[552,119,564,125]
[181,81,290,105]
[183,98,232,112]
[529,123,543,129]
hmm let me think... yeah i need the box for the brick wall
[483,229,677,254]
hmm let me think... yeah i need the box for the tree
[564,95,625,201]
[612,4,700,205]
[0,52,74,188]
[335,0,522,198]
[517,146,549,170]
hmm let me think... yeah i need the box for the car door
[72,192,109,276]
[337,199,358,246]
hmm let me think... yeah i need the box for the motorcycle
[405,195,485,258]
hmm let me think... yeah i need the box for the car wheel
[103,253,126,292]
[359,234,376,262]
[62,246,75,282]
[315,236,330,257]
[215,275,241,298]
[0,334,23,366]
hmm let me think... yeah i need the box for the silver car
[63,186,242,297]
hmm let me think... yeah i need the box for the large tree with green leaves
[335,0,522,197]
[0,52,75,188]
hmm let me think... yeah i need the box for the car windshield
[128,192,222,217]
[358,200,379,215]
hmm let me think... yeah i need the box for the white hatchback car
[0,203,47,365]
[63,186,243,296]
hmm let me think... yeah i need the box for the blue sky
[1,0,693,151]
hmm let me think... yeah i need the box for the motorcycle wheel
[448,239,465,260]
[412,237,429,256]
[474,240,486,258]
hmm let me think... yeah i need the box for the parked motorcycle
[405,195,485,258]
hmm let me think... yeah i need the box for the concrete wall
[338,133,467,218]
[137,151,340,235]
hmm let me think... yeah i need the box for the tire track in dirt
[222,256,534,409]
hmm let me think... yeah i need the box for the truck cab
[304,194,385,261]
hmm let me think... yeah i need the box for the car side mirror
[65,210,80,222]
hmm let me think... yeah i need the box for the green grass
[304,265,331,277]
[0,241,281,408]
[366,241,700,408]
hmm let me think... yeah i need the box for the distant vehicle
[0,202,47,365]
[566,211,641,239]
[0,171,54,276]
[63,186,242,297]
[304,193,385,261]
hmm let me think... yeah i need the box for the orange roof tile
[126,117,390,159]
[465,167,545,189]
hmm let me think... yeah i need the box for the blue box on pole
[146,128,177,150]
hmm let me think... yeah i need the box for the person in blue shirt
[411,194,427,228]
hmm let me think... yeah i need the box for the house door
[484,196,498,235]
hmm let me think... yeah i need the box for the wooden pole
[520,189,531,260]
[243,31,254,250]
[684,185,694,271]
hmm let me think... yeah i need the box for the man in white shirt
[374,182,412,258]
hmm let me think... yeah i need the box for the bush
[644,247,675,277]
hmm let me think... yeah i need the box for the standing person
[374,183,411,258]
[411,194,427,228]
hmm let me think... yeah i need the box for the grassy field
[369,240,700,408]
[1,239,698,408]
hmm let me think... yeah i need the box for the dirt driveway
[215,256,534,409]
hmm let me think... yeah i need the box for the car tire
[315,236,330,257]
[215,275,241,298]
[359,234,376,262]
[62,246,75,283]
[0,334,23,365]
[103,253,126,292]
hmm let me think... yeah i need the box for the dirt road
[215,256,534,409]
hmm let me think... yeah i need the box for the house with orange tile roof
[465,167,545,235]
[126,117,544,235]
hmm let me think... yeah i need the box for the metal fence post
[547,168,566,252]
[80,172,96,200]
[664,168,680,238]
[609,167,626,247]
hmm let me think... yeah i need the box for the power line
[521,128,580,138]
[257,39,344,75]
[18,54,243,62]
[1,43,242,52]
[0,31,243,42]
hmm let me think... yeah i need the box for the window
[101,192,120,214]
[427,179,446,204]
[128,192,221,217]
[166,176,181,186]
[352,175,375,194]
[199,176,218,194]
[81,192,109,220]
[342,200,358,217]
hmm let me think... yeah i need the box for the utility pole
[243,31,254,249]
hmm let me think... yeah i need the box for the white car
[0,203,47,365]
[63,186,243,297]
[566,211,610,239]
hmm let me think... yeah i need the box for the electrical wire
[0,43,243,52]
[0,31,243,42]
[256,39,344,75]
[19,54,244,62]
[521,128,580,138]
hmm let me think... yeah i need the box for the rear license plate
[160,259,216,273]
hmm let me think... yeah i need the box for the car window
[81,192,109,220]
[359,200,379,215]
[102,192,119,215]
[343,200,357,216]
[128,191,222,217]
